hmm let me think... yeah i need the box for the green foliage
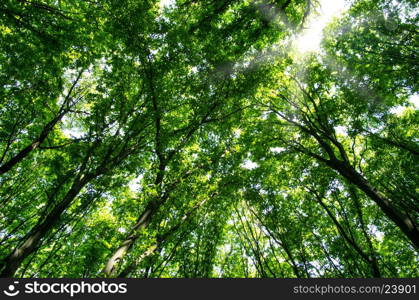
[0,0,417,278]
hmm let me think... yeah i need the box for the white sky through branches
[160,0,348,54]
[294,0,348,53]
[160,0,175,9]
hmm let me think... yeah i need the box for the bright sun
[294,0,348,53]
[160,0,175,9]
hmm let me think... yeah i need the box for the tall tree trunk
[327,159,419,249]
[0,173,94,277]
[349,187,382,276]
[102,201,157,277]
[312,190,381,277]
[248,206,302,278]
[290,120,419,249]
[116,196,209,277]
[0,113,64,175]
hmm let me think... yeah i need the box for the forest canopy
[0,0,418,278]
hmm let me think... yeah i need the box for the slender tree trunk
[313,191,381,277]
[293,122,419,249]
[117,244,158,278]
[0,113,62,175]
[0,70,82,175]
[366,131,419,156]
[117,196,209,277]
[248,206,302,278]
[349,187,382,276]
[0,173,94,277]
[102,201,157,277]
[328,159,419,249]
[102,59,167,277]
